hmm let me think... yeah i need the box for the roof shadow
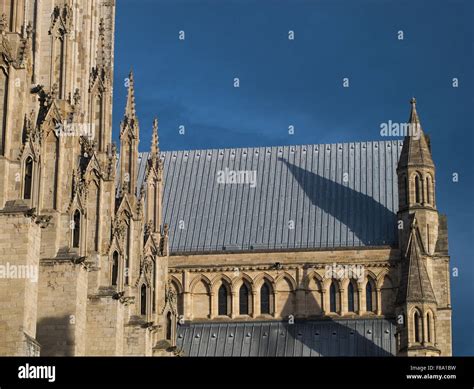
[279,157,398,246]
[176,269,397,356]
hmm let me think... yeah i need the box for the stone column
[252,291,258,318]
[183,292,191,320]
[209,292,215,319]
[339,288,346,315]
[376,288,382,315]
[321,290,326,315]
[231,291,237,318]
[273,291,278,318]
[358,287,365,315]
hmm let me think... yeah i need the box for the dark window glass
[239,284,249,315]
[414,311,421,343]
[72,210,81,248]
[218,284,228,316]
[415,175,421,203]
[152,261,156,312]
[141,284,147,315]
[404,176,408,205]
[366,281,373,312]
[426,176,431,204]
[330,282,337,313]
[348,282,355,312]
[125,226,130,285]
[260,282,271,314]
[166,312,172,340]
[24,157,33,200]
[111,252,119,286]
[427,313,431,342]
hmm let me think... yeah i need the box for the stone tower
[0,0,173,356]
[395,98,452,356]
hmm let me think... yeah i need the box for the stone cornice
[169,244,398,257]
[169,261,396,274]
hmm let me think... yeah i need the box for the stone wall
[85,294,124,356]
[0,208,41,356]
[36,260,88,356]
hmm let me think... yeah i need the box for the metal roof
[176,319,397,357]
[144,140,403,253]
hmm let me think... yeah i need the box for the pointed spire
[150,118,159,161]
[398,97,434,169]
[119,69,140,196]
[409,97,420,125]
[125,70,137,121]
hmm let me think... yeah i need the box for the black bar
[0,357,472,388]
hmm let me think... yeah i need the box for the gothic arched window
[152,260,156,313]
[125,225,130,285]
[347,281,355,312]
[154,184,158,231]
[414,310,421,343]
[260,281,271,315]
[366,281,373,312]
[166,312,172,340]
[218,284,228,316]
[141,284,147,316]
[72,210,81,248]
[23,156,33,200]
[0,68,9,156]
[404,176,408,205]
[426,312,431,343]
[94,94,104,149]
[426,311,435,344]
[111,251,119,286]
[239,283,249,315]
[426,175,432,204]
[415,175,422,204]
[330,282,337,313]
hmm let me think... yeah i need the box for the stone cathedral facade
[0,0,452,357]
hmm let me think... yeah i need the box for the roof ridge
[143,139,404,155]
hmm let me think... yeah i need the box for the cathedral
[0,0,452,357]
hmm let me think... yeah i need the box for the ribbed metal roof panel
[176,319,397,357]
[126,140,403,253]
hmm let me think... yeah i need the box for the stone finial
[50,83,59,100]
[125,70,137,120]
[98,18,105,37]
[151,118,159,161]
[96,18,106,68]
[26,22,33,38]
[409,96,420,124]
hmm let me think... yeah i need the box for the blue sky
[113,0,474,355]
